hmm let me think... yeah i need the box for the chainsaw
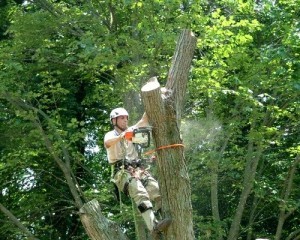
[124,127,152,159]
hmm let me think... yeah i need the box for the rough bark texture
[165,30,196,126]
[79,199,129,240]
[141,29,197,240]
[227,141,263,240]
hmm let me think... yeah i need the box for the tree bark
[141,29,197,240]
[165,30,197,127]
[274,154,300,240]
[227,141,263,240]
[79,199,129,240]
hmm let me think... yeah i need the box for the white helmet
[110,108,129,120]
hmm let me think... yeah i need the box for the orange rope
[144,143,184,156]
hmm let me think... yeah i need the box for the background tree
[186,0,300,239]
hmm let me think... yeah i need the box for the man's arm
[104,113,148,148]
[104,132,125,149]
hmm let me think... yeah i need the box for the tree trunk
[141,29,197,240]
[79,199,129,240]
[246,183,260,240]
[274,154,300,240]
[207,98,227,240]
[211,135,229,240]
[227,141,263,240]
[246,158,266,240]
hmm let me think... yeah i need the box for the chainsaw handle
[124,131,133,141]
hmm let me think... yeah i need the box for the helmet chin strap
[114,118,127,132]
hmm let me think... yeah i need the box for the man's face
[113,115,128,129]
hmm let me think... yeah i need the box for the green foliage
[185,0,300,239]
[0,0,299,239]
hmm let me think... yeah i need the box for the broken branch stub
[80,199,129,240]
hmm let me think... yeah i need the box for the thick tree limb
[79,199,129,240]
[165,29,197,124]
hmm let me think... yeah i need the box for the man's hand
[124,130,133,141]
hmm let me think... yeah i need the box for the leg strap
[138,201,153,213]
[123,177,134,196]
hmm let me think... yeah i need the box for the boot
[153,217,172,233]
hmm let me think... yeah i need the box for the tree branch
[1,94,84,208]
[0,203,40,240]
[165,29,197,125]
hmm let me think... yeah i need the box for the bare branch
[0,203,39,240]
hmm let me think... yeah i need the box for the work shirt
[104,129,138,164]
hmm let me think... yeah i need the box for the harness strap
[110,164,115,179]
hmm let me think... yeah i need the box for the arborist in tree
[104,107,171,235]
